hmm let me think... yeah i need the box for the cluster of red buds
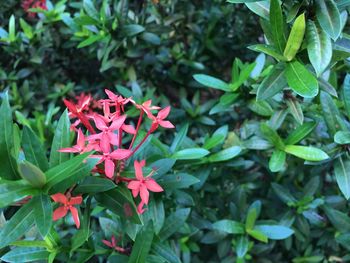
[51,89,174,229]
[21,0,47,18]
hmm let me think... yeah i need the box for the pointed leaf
[208,146,241,162]
[316,0,341,40]
[193,74,231,92]
[284,122,317,145]
[159,208,191,241]
[270,0,287,52]
[255,225,294,240]
[128,223,154,263]
[283,13,306,61]
[334,156,350,199]
[269,149,286,172]
[284,145,329,161]
[248,44,286,61]
[32,194,52,237]
[286,98,303,124]
[257,65,287,100]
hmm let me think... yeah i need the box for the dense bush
[1,0,350,262]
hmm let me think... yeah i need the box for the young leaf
[306,21,332,76]
[236,236,249,258]
[247,228,268,243]
[9,15,15,42]
[193,74,231,92]
[128,223,154,263]
[0,92,20,180]
[22,126,49,172]
[248,44,286,61]
[257,65,287,100]
[32,194,53,237]
[260,123,285,150]
[316,0,341,40]
[49,110,71,168]
[254,225,294,240]
[269,149,286,172]
[285,60,319,98]
[283,13,306,61]
[334,156,350,199]
[270,0,287,52]
[18,161,46,188]
[284,145,329,161]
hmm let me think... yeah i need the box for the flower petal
[105,158,115,178]
[145,179,164,192]
[70,206,80,229]
[110,149,131,160]
[157,106,171,119]
[77,129,86,149]
[69,196,83,205]
[102,240,113,248]
[159,120,175,129]
[122,124,136,134]
[110,115,127,130]
[134,160,144,180]
[53,206,68,221]
[127,180,141,190]
[93,114,108,131]
[140,184,149,204]
[51,193,68,204]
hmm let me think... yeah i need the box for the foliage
[1,0,350,262]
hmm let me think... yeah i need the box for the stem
[130,128,152,157]
[129,110,144,149]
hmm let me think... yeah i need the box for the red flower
[51,193,82,229]
[150,106,175,132]
[22,0,47,18]
[58,128,96,153]
[127,160,163,207]
[102,235,128,254]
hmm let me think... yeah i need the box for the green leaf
[316,0,341,40]
[284,122,317,145]
[255,225,294,240]
[18,161,46,188]
[248,100,274,116]
[0,180,38,208]
[285,60,319,98]
[9,15,15,42]
[284,145,329,161]
[193,74,231,92]
[334,131,350,144]
[1,247,49,262]
[83,0,100,21]
[160,173,199,190]
[77,35,105,48]
[170,123,189,153]
[212,220,245,234]
[257,65,286,100]
[128,223,154,263]
[148,200,165,235]
[45,152,91,190]
[270,0,287,52]
[95,187,142,224]
[269,149,286,172]
[22,126,49,172]
[334,156,350,199]
[260,123,285,150]
[320,91,341,135]
[227,0,264,3]
[49,110,71,167]
[246,1,269,20]
[171,148,210,160]
[123,25,145,37]
[152,241,181,263]
[271,183,297,204]
[203,125,228,150]
[19,18,33,39]
[245,208,258,231]
[208,146,241,162]
[342,74,350,119]
[306,21,332,76]
[159,208,191,241]
[32,194,52,237]
[0,200,35,248]
[0,92,20,180]
[236,236,249,258]
[286,98,303,124]
[247,228,268,243]
[283,13,306,61]
[248,44,286,61]
[74,176,116,194]
[323,205,350,232]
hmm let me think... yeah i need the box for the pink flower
[58,129,95,153]
[127,160,163,206]
[150,106,175,132]
[22,0,47,18]
[51,193,82,229]
[103,235,128,254]
[134,99,161,118]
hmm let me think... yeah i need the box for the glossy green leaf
[269,149,286,172]
[286,98,303,124]
[247,228,268,243]
[270,0,287,52]
[32,194,52,237]
[49,110,71,168]
[257,65,286,100]
[212,220,245,234]
[334,131,350,144]
[78,35,105,48]
[95,187,142,224]
[284,122,317,145]
[323,205,350,232]
[342,74,350,119]
[45,152,91,190]
[236,236,249,258]
[74,176,116,194]
[284,145,329,161]
[1,247,49,263]
[0,200,35,248]
[160,173,199,190]
[255,225,294,239]
[208,146,241,162]
[152,241,181,263]
[306,21,332,76]
[248,100,274,116]
[170,123,189,153]
[9,15,15,42]
[171,148,210,160]
[248,44,286,61]
[83,0,100,21]
[246,1,269,20]
[285,60,319,98]
[203,125,228,150]
[320,91,341,135]
[271,183,297,204]
[128,223,154,263]
[0,92,20,180]
[193,74,231,92]
[123,25,145,36]
[283,13,306,61]
[334,156,350,199]
[159,208,191,241]
[22,126,49,172]
[316,0,341,40]
[260,123,285,150]
[0,180,38,208]
[19,18,33,39]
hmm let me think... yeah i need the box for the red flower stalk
[127,160,163,213]
[22,0,47,18]
[51,193,82,229]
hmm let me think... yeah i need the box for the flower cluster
[21,0,47,18]
[52,89,174,228]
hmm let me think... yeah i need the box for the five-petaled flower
[102,235,128,254]
[51,193,82,229]
[150,106,175,132]
[127,160,163,213]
